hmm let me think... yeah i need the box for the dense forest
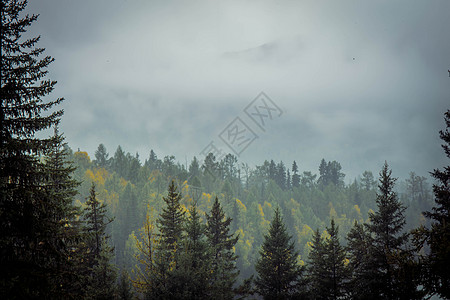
[69,143,434,283]
[1,1,450,299]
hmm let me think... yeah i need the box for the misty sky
[28,0,449,181]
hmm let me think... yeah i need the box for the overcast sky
[27,0,449,181]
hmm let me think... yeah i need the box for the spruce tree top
[426,110,450,224]
[255,207,302,298]
[367,161,407,251]
[205,196,238,249]
[1,0,63,145]
[157,180,186,247]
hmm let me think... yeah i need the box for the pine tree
[307,229,327,298]
[115,182,138,267]
[361,171,375,191]
[309,222,350,299]
[365,162,410,299]
[151,180,186,298]
[0,1,66,297]
[222,153,238,180]
[157,180,185,252]
[84,183,111,259]
[85,242,117,299]
[327,161,345,187]
[291,161,300,188]
[94,144,109,168]
[175,203,210,299]
[112,145,127,177]
[413,110,450,298]
[276,161,286,189]
[145,149,160,171]
[83,183,117,299]
[318,158,329,186]
[127,152,141,183]
[346,221,373,299]
[189,156,201,179]
[202,152,218,176]
[42,127,85,298]
[268,160,277,182]
[286,169,292,190]
[255,208,304,299]
[205,196,239,299]
[322,220,349,300]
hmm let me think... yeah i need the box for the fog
[29,0,450,180]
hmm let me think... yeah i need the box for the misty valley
[2,0,450,299]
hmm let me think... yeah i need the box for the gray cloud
[27,0,449,180]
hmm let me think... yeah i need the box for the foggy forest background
[1,1,450,300]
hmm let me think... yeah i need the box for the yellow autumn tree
[74,151,91,169]
[132,206,159,295]
[236,199,247,212]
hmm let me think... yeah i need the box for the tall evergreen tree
[320,220,349,300]
[84,183,112,260]
[361,170,375,191]
[157,180,185,252]
[112,145,127,177]
[145,149,160,170]
[202,152,218,178]
[318,158,329,186]
[0,1,67,297]
[255,208,304,299]
[221,153,238,180]
[307,229,330,299]
[85,242,118,300]
[202,153,219,191]
[291,161,300,188]
[94,144,109,168]
[346,221,373,299]
[268,160,277,182]
[42,127,84,298]
[276,161,286,189]
[115,183,138,267]
[205,197,239,299]
[413,110,450,298]
[151,180,186,298]
[189,156,201,179]
[127,152,141,183]
[364,162,410,299]
[175,203,210,299]
[286,169,291,190]
[162,155,177,179]
[309,222,352,299]
[83,183,117,299]
[327,161,345,187]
